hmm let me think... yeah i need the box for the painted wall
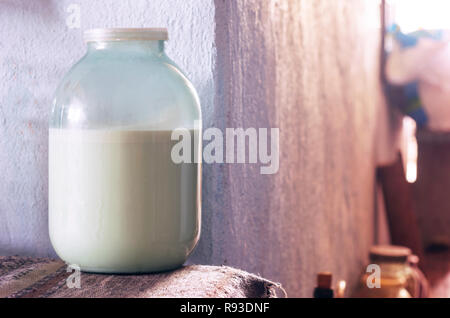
[1,0,384,297]
[0,0,216,256]
[190,0,383,297]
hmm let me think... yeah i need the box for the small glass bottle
[313,272,334,298]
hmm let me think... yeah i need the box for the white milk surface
[49,128,200,273]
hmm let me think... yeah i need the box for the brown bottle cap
[369,245,411,263]
[317,272,332,289]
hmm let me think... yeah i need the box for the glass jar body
[49,40,202,273]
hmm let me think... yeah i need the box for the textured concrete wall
[0,0,215,256]
[191,0,383,297]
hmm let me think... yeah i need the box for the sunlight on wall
[390,0,450,32]
[402,117,418,183]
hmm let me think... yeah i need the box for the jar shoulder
[51,54,201,129]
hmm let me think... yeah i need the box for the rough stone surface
[0,256,281,298]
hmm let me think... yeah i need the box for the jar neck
[86,40,165,56]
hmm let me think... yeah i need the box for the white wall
[0,0,215,257]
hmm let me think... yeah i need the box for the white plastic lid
[84,28,168,42]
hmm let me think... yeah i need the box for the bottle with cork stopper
[313,272,334,298]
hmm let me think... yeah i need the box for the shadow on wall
[189,0,277,269]
[0,0,74,257]
[0,0,59,19]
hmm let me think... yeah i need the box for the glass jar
[49,29,202,273]
[353,246,413,298]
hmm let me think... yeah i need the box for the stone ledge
[0,256,284,298]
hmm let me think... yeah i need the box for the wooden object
[413,129,450,248]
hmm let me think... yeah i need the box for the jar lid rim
[84,28,168,42]
[369,245,411,263]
